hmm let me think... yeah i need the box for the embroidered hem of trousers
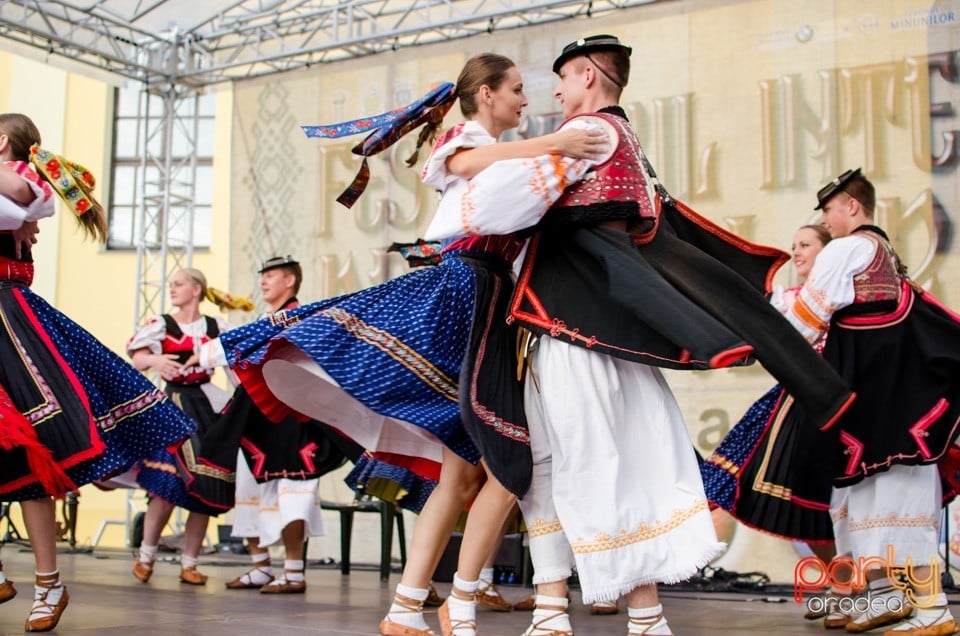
[232,452,324,547]
[830,464,941,565]
[518,337,725,604]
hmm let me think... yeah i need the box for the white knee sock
[628,603,671,635]
[479,567,494,585]
[447,573,478,635]
[529,595,571,634]
[30,570,64,621]
[138,543,158,564]
[386,583,430,632]
[284,559,304,583]
[245,552,273,585]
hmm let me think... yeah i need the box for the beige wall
[2,0,960,577]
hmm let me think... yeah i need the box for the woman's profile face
[168,270,200,308]
[791,227,827,279]
[489,66,528,131]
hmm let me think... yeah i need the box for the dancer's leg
[382,448,484,635]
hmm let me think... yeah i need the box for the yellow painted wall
[0,49,235,548]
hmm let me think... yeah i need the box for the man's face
[260,268,293,305]
[819,193,855,239]
[554,59,587,118]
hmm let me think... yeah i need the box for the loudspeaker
[432,532,527,583]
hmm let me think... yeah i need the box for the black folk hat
[258,255,300,273]
[814,168,862,210]
[552,34,633,74]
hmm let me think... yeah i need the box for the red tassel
[0,388,77,497]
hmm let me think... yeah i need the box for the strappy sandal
[879,608,960,636]
[591,600,619,615]
[132,560,154,583]
[424,583,444,607]
[380,592,436,636]
[179,566,208,585]
[438,588,478,635]
[522,603,573,636]
[260,570,306,594]
[24,574,68,633]
[476,580,512,612]
[627,612,674,635]
[226,565,275,589]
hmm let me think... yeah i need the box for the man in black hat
[498,31,859,635]
[421,34,854,635]
[776,171,960,634]
[504,34,724,636]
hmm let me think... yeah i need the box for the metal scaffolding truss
[131,85,201,328]
[1,0,664,329]
[0,0,660,87]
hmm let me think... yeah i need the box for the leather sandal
[879,608,960,636]
[424,583,444,607]
[380,592,436,636]
[179,566,208,585]
[0,579,16,604]
[514,595,536,611]
[260,570,306,594]
[476,580,512,612]
[132,560,154,583]
[627,612,674,635]
[590,600,618,615]
[226,565,275,589]
[522,603,573,636]
[24,575,68,633]
[438,589,478,636]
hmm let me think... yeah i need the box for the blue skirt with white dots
[0,281,196,501]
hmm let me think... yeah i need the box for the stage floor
[0,545,951,635]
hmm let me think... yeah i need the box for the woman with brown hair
[0,112,195,631]
[211,53,606,635]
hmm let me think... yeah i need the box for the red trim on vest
[554,113,655,220]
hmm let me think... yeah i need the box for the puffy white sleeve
[0,162,56,230]
[420,121,497,191]
[198,339,227,369]
[785,235,877,345]
[423,117,611,241]
[0,197,29,231]
[126,316,167,356]
[196,316,233,369]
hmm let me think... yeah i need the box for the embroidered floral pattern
[570,500,710,555]
[527,517,565,538]
[847,512,938,533]
[321,307,458,402]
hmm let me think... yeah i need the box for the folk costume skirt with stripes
[219,248,531,503]
[702,283,960,544]
[136,382,231,515]
[0,278,195,501]
[189,385,361,512]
